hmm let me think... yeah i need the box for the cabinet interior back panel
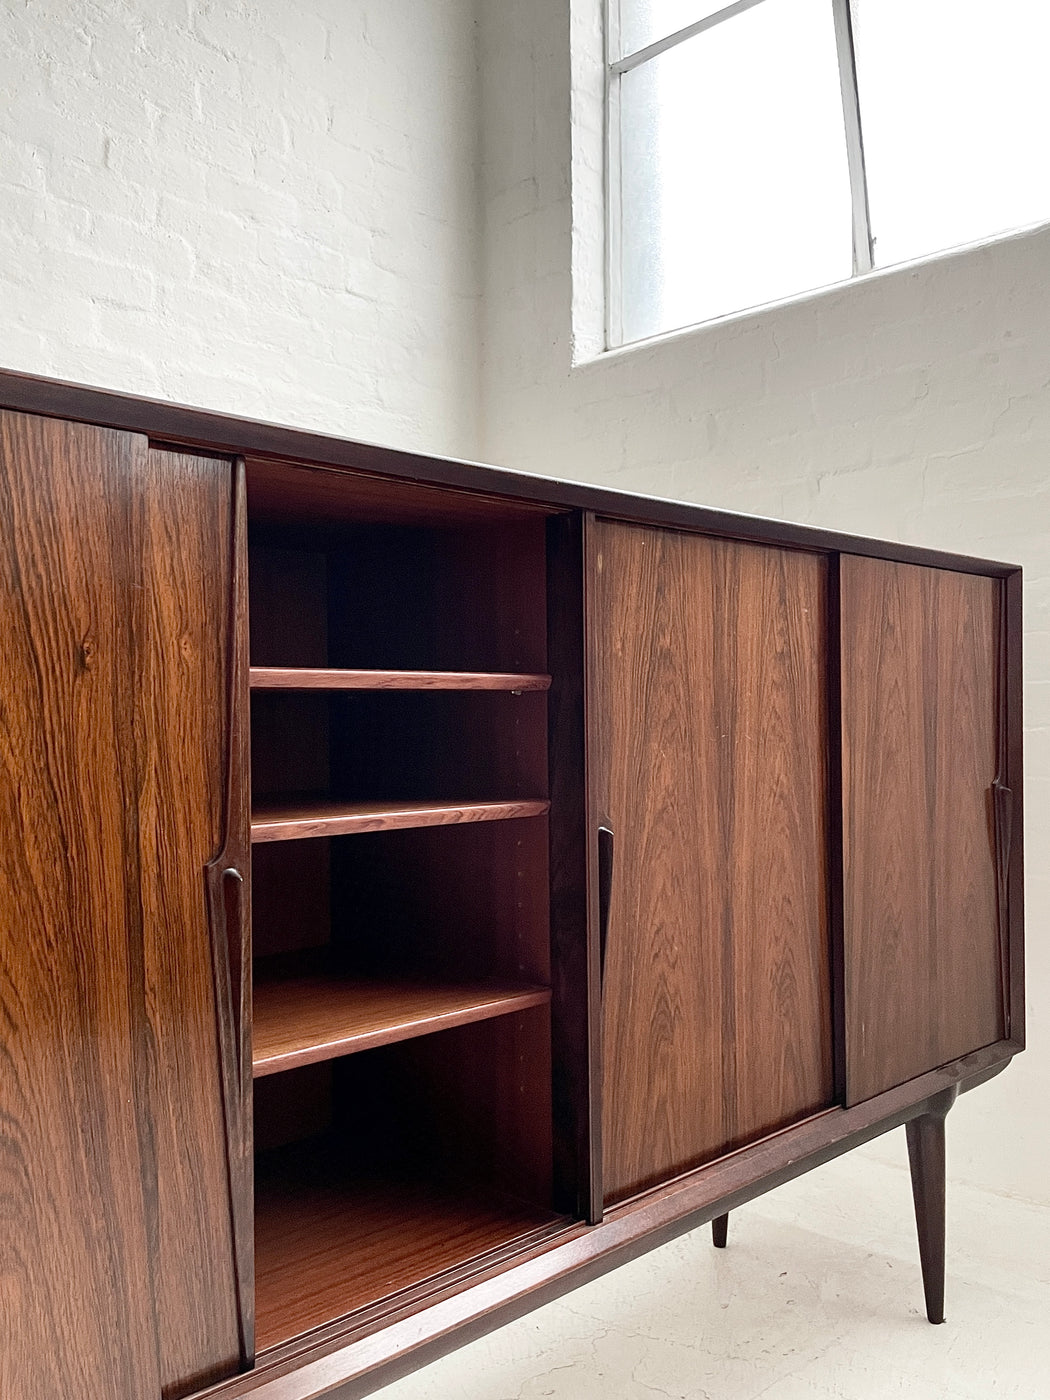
[840,557,1004,1105]
[592,520,833,1205]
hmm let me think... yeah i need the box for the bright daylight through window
[608,0,1050,345]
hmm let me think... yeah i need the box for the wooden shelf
[250,667,551,692]
[250,796,550,843]
[254,1146,562,1352]
[253,971,552,1077]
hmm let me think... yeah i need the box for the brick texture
[0,0,481,458]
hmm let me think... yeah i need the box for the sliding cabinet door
[591,520,832,1206]
[0,413,249,1399]
[840,556,1005,1105]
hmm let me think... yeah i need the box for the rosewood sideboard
[0,367,1023,1400]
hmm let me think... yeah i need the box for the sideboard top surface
[0,365,1019,577]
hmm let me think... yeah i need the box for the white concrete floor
[366,1141,1050,1400]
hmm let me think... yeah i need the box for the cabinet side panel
[139,449,246,1393]
[841,557,1003,1105]
[593,522,832,1204]
[0,412,163,1400]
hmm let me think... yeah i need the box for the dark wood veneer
[205,455,255,1372]
[0,373,1023,1400]
[841,557,1004,1104]
[905,1086,957,1324]
[252,969,551,1076]
[250,667,551,691]
[254,1151,561,1353]
[246,451,554,529]
[593,520,833,1202]
[250,796,551,842]
[0,414,245,1398]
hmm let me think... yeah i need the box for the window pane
[852,0,1050,267]
[618,0,742,58]
[618,0,853,343]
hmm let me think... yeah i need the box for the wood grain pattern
[252,969,551,1076]
[0,413,162,1400]
[246,453,553,530]
[840,557,1004,1104]
[250,796,550,842]
[250,667,551,691]
[592,520,832,1204]
[144,449,250,1391]
[202,456,256,1373]
[254,1147,559,1353]
[0,413,242,1399]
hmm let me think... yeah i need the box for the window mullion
[605,0,624,347]
[605,72,624,348]
[611,0,769,76]
[831,0,874,274]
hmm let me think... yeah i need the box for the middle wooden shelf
[251,796,551,842]
[253,955,552,1077]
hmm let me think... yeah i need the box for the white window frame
[604,0,874,348]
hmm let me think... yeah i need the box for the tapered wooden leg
[711,1213,729,1248]
[905,1086,957,1324]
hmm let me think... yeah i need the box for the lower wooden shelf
[252,967,552,1077]
[249,666,552,691]
[254,1147,562,1352]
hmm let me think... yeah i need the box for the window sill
[574,215,1050,371]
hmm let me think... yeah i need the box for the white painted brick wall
[479,0,1050,1207]
[0,0,481,458]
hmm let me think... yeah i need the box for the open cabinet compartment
[250,820,553,1076]
[252,1019,557,1352]
[244,456,570,1354]
[246,455,551,675]
[249,686,550,827]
